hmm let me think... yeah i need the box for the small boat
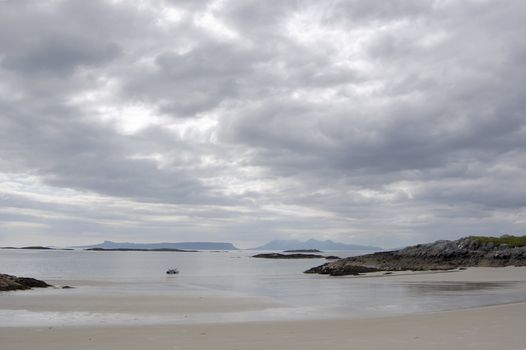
[166,268,179,275]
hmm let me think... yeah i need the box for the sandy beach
[1,301,525,350]
[1,267,525,349]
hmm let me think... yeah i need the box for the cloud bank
[1,0,525,247]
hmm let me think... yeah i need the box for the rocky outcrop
[0,274,51,291]
[305,236,526,276]
[283,249,322,253]
[253,253,341,260]
[253,253,326,259]
[317,265,380,276]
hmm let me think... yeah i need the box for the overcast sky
[1,0,525,248]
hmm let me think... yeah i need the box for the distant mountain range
[251,239,381,251]
[75,240,238,250]
[75,239,379,251]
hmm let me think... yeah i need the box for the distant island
[284,249,322,253]
[85,248,197,252]
[253,253,340,259]
[252,239,381,251]
[77,240,239,251]
[305,235,526,276]
[0,246,72,251]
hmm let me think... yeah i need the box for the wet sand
[1,267,526,349]
[0,291,280,314]
[1,302,525,350]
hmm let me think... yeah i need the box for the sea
[1,249,526,327]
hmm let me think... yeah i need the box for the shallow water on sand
[1,249,526,326]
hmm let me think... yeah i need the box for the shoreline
[1,301,525,349]
[1,267,526,323]
[2,267,526,348]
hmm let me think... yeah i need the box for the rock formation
[253,253,326,259]
[253,252,341,260]
[0,274,51,291]
[305,235,526,276]
[283,249,322,253]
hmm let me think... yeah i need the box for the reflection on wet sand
[402,281,520,294]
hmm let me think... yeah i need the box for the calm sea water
[1,249,526,326]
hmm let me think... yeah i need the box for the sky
[0,0,525,249]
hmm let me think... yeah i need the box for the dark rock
[20,246,53,250]
[0,274,51,291]
[253,253,326,259]
[1,246,74,251]
[62,286,74,289]
[305,264,380,276]
[15,277,50,288]
[304,236,526,276]
[330,265,380,276]
[325,256,341,260]
[283,249,322,253]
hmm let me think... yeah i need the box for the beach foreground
[1,267,526,349]
[0,302,525,350]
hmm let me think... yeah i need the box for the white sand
[0,291,280,314]
[1,267,526,349]
[1,302,525,350]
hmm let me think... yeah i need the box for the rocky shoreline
[305,235,526,276]
[0,274,51,291]
[283,249,322,253]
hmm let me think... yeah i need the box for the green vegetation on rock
[469,235,526,248]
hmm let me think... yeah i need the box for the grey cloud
[220,0,526,176]
[0,95,224,205]
[122,43,258,116]
[333,0,432,23]
[2,35,121,75]
[220,0,298,35]
[0,0,525,247]
[120,41,358,118]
